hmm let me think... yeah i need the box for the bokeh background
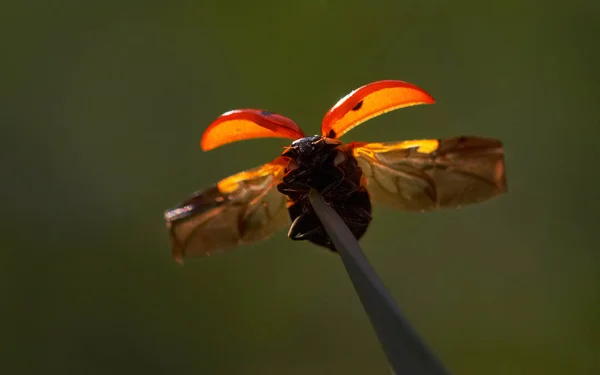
[2,1,599,374]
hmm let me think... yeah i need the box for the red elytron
[164,80,507,262]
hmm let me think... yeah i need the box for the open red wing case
[201,109,305,151]
[321,80,435,139]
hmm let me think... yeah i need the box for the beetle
[164,80,507,262]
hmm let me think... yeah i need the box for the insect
[164,80,507,262]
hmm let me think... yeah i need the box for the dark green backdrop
[2,1,599,374]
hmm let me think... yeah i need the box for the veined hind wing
[344,137,507,211]
[165,157,289,262]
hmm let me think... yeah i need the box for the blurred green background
[2,0,599,374]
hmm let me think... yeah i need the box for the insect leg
[287,211,323,241]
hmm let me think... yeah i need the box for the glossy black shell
[276,136,372,251]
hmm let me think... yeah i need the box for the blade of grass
[308,189,450,375]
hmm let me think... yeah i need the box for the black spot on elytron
[327,129,337,138]
[352,100,363,111]
[260,111,275,116]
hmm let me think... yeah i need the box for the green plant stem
[308,189,450,375]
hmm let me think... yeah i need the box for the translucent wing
[164,158,289,262]
[345,137,507,211]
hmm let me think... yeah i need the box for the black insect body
[277,135,372,251]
